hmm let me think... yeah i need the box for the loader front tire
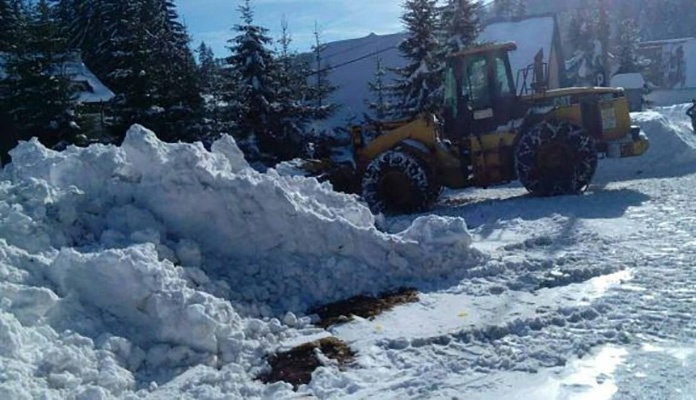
[361,150,436,214]
[515,121,597,196]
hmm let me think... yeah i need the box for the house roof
[59,56,115,104]
[0,52,114,104]
[320,15,559,127]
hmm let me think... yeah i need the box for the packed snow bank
[595,104,696,182]
[3,125,482,316]
[0,125,482,398]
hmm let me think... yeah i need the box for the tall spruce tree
[145,0,203,142]
[440,0,480,56]
[197,42,221,94]
[615,18,641,74]
[0,0,19,52]
[513,0,526,19]
[1,0,79,147]
[365,56,390,124]
[225,0,279,161]
[391,0,442,119]
[308,24,338,122]
[492,0,514,19]
[271,16,312,158]
[196,42,229,144]
[565,0,605,86]
[53,0,202,142]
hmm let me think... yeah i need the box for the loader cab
[442,42,519,140]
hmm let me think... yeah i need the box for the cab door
[460,51,517,133]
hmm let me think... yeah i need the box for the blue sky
[176,0,405,58]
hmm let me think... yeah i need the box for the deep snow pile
[0,125,481,398]
[2,105,695,399]
[595,103,696,182]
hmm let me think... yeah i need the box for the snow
[3,104,696,398]
[0,52,115,105]
[60,58,116,104]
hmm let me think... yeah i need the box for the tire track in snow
[324,174,696,397]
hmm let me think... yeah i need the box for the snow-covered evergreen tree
[440,0,480,56]
[0,0,21,51]
[513,0,527,19]
[225,0,279,161]
[197,42,220,94]
[0,0,79,147]
[565,0,605,86]
[492,0,514,20]
[365,56,390,124]
[195,42,229,145]
[53,0,202,142]
[145,0,203,142]
[615,18,641,74]
[271,17,312,158]
[391,0,442,120]
[308,25,338,122]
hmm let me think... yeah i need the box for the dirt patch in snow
[260,337,355,389]
[310,287,419,328]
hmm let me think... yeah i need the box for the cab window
[493,54,513,97]
[463,56,492,110]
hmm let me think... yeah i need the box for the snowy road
[318,167,696,398]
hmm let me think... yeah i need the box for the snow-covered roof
[611,73,646,89]
[56,54,115,104]
[0,52,114,104]
[321,16,558,127]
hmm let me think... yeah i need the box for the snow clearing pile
[0,104,695,399]
[595,104,696,181]
[0,125,481,398]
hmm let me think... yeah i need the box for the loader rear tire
[515,121,597,196]
[361,150,437,214]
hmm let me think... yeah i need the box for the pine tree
[197,42,219,93]
[615,18,641,74]
[99,0,156,139]
[0,0,25,159]
[565,0,604,86]
[225,0,279,161]
[0,0,20,52]
[308,24,338,122]
[195,42,228,145]
[513,0,527,19]
[146,0,203,142]
[1,0,79,147]
[493,0,514,20]
[391,0,442,119]
[440,0,480,56]
[365,56,391,124]
[271,16,312,158]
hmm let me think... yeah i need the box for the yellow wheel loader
[317,42,649,214]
